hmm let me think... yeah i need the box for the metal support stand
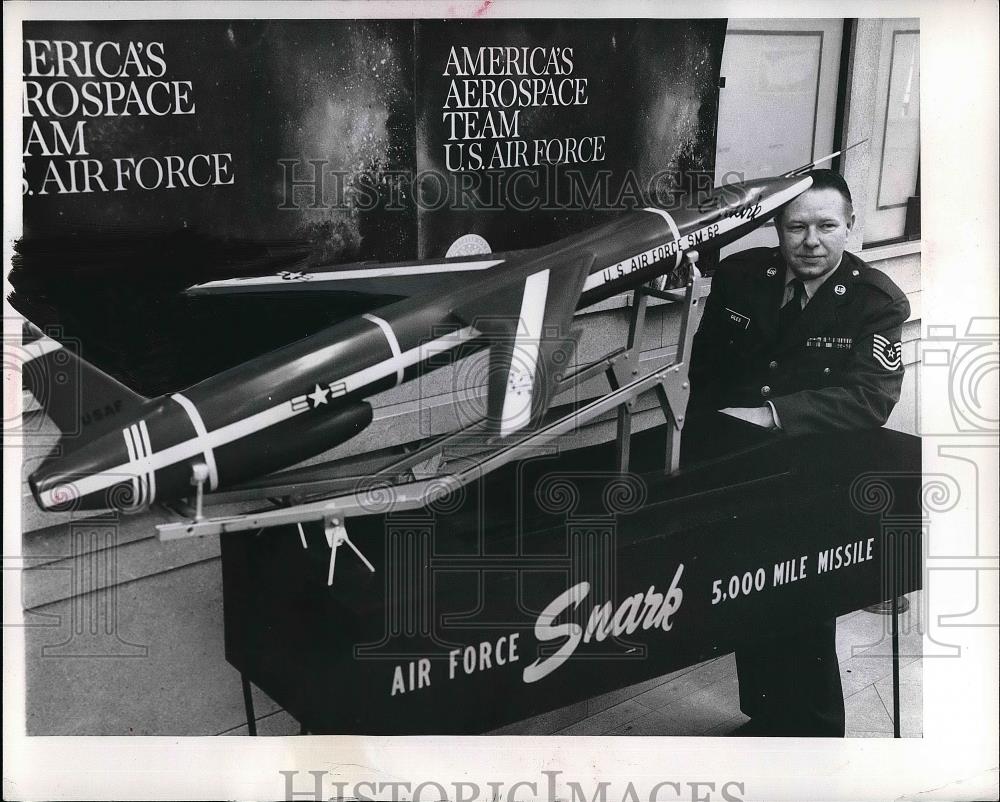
[241,674,257,736]
[602,251,705,475]
[324,516,376,587]
[607,287,648,473]
[891,589,901,738]
[868,542,905,737]
[157,267,711,541]
[190,462,209,521]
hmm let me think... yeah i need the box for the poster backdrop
[21,20,416,251]
[415,19,725,256]
[13,19,725,392]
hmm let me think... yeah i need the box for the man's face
[777,188,855,280]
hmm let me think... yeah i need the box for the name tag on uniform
[806,336,853,349]
[725,307,751,330]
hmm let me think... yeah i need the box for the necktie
[778,279,805,338]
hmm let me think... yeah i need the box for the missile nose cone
[773,175,814,199]
[777,174,814,192]
[745,174,814,196]
[742,174,814,215]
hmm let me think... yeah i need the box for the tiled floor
[230,593,923,738]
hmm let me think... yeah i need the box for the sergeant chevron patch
[872,333,902,370]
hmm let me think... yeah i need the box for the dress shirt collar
[784,254,842,302]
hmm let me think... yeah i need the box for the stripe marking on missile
[132,423,149,506]
[192,260,505,290]
[171,393,219,491]
[362,314,404,385]
[122,425,142,506]
[500,270,549,437]
[139,420,156,503]
[121,421,154,507]
[39,326,480,508]
[643,207,683,270]
[132,424,146,506]
[582,177,812,294]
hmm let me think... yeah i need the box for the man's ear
[846,208,856,233]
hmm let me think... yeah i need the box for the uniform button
[769,360,778,370]
[823,367,831,376]
[761,385,771,397]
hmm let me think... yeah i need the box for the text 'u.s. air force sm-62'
[24,156,846,521]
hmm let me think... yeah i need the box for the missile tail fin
[459,253,595,438]
[20,320,149,444]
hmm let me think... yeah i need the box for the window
[715,19,845,255]
[862,20,920,245]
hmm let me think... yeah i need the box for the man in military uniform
[688,169,910,736]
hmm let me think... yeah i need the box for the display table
[220,413,921,734]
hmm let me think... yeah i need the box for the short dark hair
[777,168,854,223]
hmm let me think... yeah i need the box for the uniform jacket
[689,247,910,435]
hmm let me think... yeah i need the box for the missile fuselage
[30,175,810,512]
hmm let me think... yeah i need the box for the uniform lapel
[774,258,854,353]
[746,253,785,343]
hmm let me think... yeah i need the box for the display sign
[414,20,725,256]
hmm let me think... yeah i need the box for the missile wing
[186,253,516,300]
[20,321,148,443]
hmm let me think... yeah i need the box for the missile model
[24,155,846,514]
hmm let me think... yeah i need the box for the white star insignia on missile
[308,383,330,406]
